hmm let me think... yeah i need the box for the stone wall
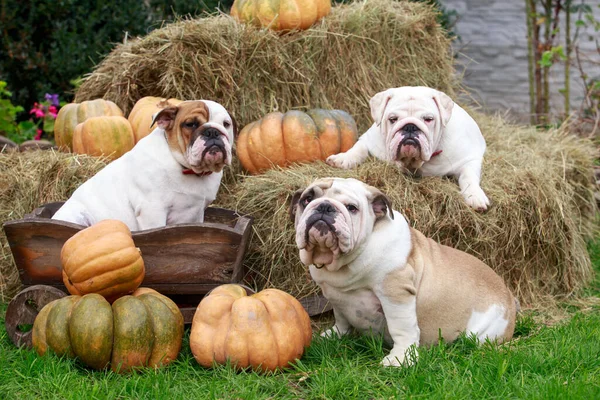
[443,0,599,121]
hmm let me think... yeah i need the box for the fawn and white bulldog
[52,100,236,230]
[326,86,490,210]
[290,177,516,367]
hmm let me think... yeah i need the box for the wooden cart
[3,202,253,347]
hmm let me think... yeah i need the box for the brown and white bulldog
[290,177,516,367]
[326,86,490,210]
[52,100,235,230]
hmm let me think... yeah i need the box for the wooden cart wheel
[5,285,67,349]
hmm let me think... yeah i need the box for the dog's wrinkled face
[152,100,235,173]
[369,86,454,171]
[289,178,393,271]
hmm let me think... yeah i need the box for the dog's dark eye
[423,116,434,123]
[346,204,359,213]
[184,121,199,129]
[223,121,231,128]
[301,196,313,207]
[389,116,398,124]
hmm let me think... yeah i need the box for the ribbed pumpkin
[32,288,184,372]
[72,116,135,161]
[190,284,312,372]
[230,0,331,31]
[128,96,183,143]
[237,108,358,174]
[61,220,145,303]
[54,99,124,150]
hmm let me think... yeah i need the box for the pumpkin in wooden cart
[230,0,331,31]
[32,288,184,372]
[61,220,145,303]
[54,99,124,150]
[237,108,358,174]
[72,116,135,160]
[127,96,183,143]
[189,284,312,372]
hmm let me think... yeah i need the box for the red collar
[182,168,213,177]
[431,149,443,158]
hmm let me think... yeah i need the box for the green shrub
[0,1,234,112]
[0,81,23,139]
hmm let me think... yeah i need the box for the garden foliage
[0,1,233,111]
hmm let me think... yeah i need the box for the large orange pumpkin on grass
[128,96,183,143]
[54,99,124,150]
[190,284,312,372]
[237,108,358,174]
[231,0,331,31]
[72,116,135,160]
[32,288,184,372]
[61,220,145,303]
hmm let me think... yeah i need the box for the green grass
[1,245,599,400]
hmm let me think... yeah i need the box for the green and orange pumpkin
[72,116,135,160]
[230,0,331,31]
[236,108,358,174]
[32,288,184,372]
[189,284,312,372]
[54,99,124,150]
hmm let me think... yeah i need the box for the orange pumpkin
[54,99,124,150]
[128,96,183,143]
[230,0,331,31]
[72,116,135,160]
[61,219,145,303]
[189,284,312,372]
[237,108,358,174]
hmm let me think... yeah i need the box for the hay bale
[0,151,107,301]
[0,115,595,307]
[217,114,597,307]
[74,0,456,129]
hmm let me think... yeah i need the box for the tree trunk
[525,0,536,124]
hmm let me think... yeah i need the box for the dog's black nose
[316,202,336,215]
[402,123,419,134]
[202,128,221,139]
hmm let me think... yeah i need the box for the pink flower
[48,105,58,118]
[30,103,45,118]
[35,129,42,140]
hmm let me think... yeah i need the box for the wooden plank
[4,204,253,290]
[4,220,80,285]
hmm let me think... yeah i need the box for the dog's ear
[369,89,394,126]
[432,90,454,127]
[370,189,394,221]
[288,188,304,222]
[151,106,179,130]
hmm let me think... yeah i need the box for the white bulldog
[326,86,490,210]
[52,100,235,230]
[290,177,516,367]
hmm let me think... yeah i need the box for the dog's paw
[320,325,347,339]
[326,153,359,170]
[462,185,490,211]
[381,347,418,368]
